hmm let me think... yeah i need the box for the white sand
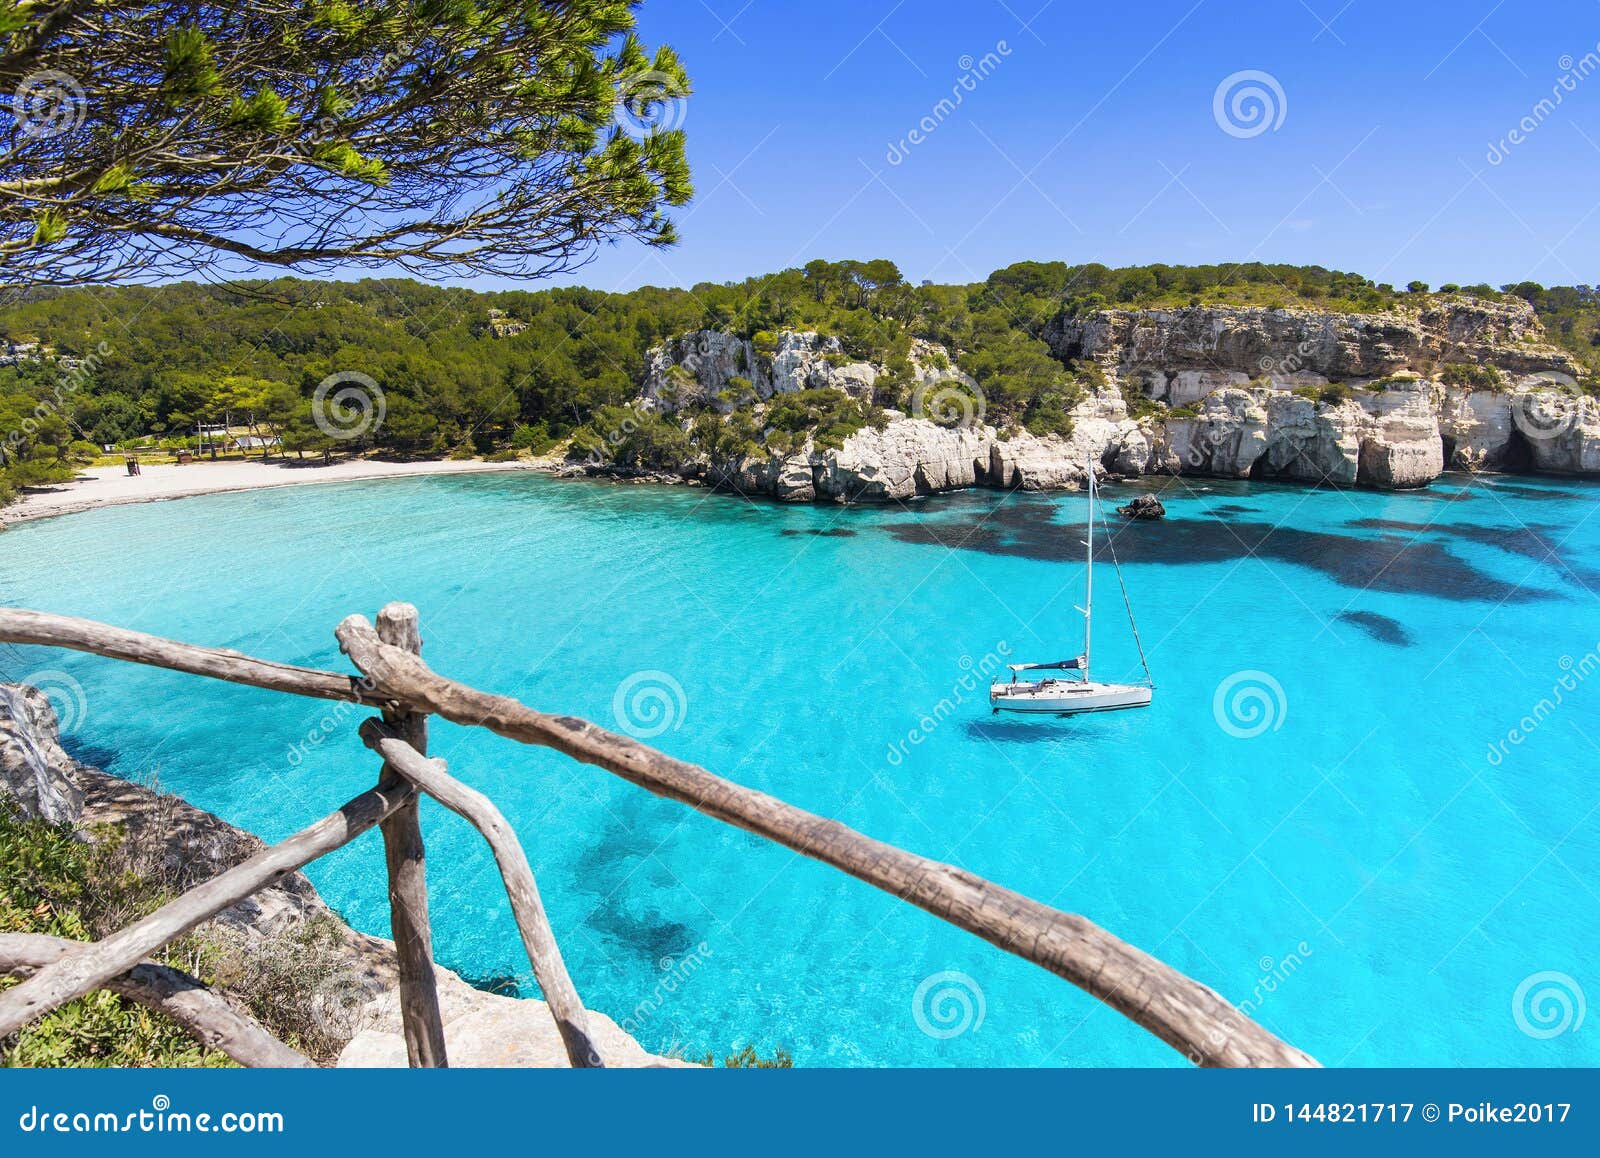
[3,457,539,524]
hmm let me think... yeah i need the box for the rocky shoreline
[631,298,1598,503]
[0,684,686,1068]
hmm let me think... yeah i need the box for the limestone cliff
[1046,297,1581,394]
[632,298,1598,501]
[640,329,967,413]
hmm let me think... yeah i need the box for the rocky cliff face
[636,299,1598,502]
[641,329,967,412]
[1046,298,1582,395]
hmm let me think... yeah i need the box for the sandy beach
[1,457,539,525]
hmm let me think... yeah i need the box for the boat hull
[988,679,1152,715]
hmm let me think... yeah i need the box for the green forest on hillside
[3,261,1598,504]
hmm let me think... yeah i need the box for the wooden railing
[0,605,1319,1068]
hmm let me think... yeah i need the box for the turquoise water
[3,471,1597,1067]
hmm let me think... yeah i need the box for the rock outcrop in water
[632,298,1598,501]
[1118,494,1166,520]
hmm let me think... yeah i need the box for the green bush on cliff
[1118,380,1163,420]
[1439,363,1506,391]
[763,388,885,451]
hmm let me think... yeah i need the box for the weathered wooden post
[374,602,448,1067]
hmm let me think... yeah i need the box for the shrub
[698,1044,794,1068]
[1117,380,1163,420]
[1439,362,1505,391]
[717,375,757,407]
[0,795,365,1067]
[689,410,762,460]
[570,406,691,469]
[1318,383,1352,405]
[1072,360,1109,390]
[764,388,881,450]
[511,421,556,452]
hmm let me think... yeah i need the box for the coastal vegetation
[3,262,1599,501]
[0,796,355,1066]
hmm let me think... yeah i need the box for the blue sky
[548,0,1600,292]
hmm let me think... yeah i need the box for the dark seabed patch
[1347,519,1600,589]
[1335,610,1414,646]
[779,527,858,537]
[1471,481,1587,502]
[571,808,704,965]
[61,736,121,772]
[1207,504,1261,516]
[583,897,700,963]
[881,510,1556,602]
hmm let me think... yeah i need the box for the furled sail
[1007,656,1085,672]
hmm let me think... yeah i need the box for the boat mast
[1083,458,1093,681]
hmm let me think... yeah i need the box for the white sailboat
[989,463,1154,716]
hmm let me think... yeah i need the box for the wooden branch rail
[0,608,388,707]
[0,605,1320,1068]
[361,720,603,1068]
[0,934,312,1068]
[0,782,412,1042]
